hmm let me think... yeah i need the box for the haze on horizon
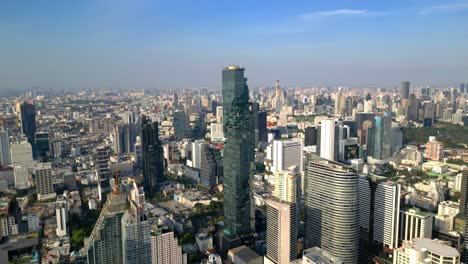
[1,0,467,93]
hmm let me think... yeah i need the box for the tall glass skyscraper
[19,101,37,157]
[367,112,392,162]
[222,65,255,236]
[141,117,165,197]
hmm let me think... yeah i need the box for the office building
[19,101,37,154]
[0,129,11,166]
[210,123,224,141]
[367,112,392,163]
[394,238,460,264]
[56,191,69,237]
[35,162,56,201]
[222,65,255,236]
[173,110,187,141]
[265,198,297,264]
[35,132,49,159]
[113,123,137,154]
[200,144,223,187]
[304,156,359,263]
[335,87,343,115]
[141,118,165,197]
[304,126,318,146]
[373,182,400,249]
[14,166,30,189]
[401,81,410,100]
[151,230,186,264]
[134,136,143,168]
[272,140,303,173]
[399,207,433,241]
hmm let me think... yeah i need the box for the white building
[23,213,40,232]
[56,191,69,237]
[10,141,33,167]
[265,198,297,264]
[210,123,224,141]
[374,182,401,249]
[14,166,30,189]
[190,140,204,169]
[195,232,213,253]
[399,208,433,242]
[319,119,337,161]
[272,140,303,173]
[393,238,460,264]
[273,165,301,204]
[0,216,18,238]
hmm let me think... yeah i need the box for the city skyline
[1,0,468,92]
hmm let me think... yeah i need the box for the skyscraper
[222,65,255,237]
[35,132,50,159]
[373,182,400,249]
[305,156,359,263]
[19,101,37,157]
[272,140,303,173]
[97,146,111,201]
[334,87,343,115]
[141,117,165,197]
[56,191,69,237]
[367,112,392,162]
[265,198,297,264]
[173,110,187,141]
[401,81,410,100]
[0,129,11,166]
[85,192,127,264]
[317,119,339,161]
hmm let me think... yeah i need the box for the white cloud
[299,9,389,20]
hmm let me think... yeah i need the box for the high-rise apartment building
[151,230,186,264]
[141,118,165,197]
[265,198,297,264]
[425,136,444,161]
[121,210,152,264]
[272,140,303,173]
[305,156,359,263]
[273,166,301,204]
[35,162,56,201]
[373,182,400,249]
[399,207,433,241]
[222,65,255,236]
[85,192,127,264]
[0,129,11,166]
[56,191,69,237]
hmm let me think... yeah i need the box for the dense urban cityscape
[1,1,468,264]
[0,65,467,263]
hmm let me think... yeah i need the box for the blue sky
[0,0,467,92]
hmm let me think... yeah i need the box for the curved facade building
[304,155,359,264]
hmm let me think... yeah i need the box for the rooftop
[228,245,261,262]
[404,238,459,258]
